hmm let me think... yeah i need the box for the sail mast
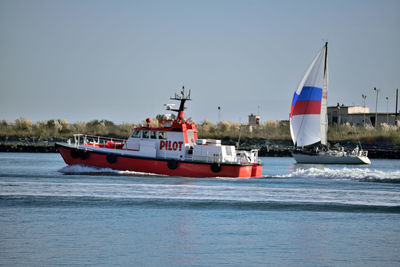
[324,42,328,76]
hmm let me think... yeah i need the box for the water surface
[1,153,400,266]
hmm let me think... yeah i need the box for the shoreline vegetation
[1,118,399,158]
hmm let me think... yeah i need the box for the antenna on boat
[171,86,191,102]
[170,86,192,121]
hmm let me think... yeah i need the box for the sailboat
[289,42,371,164]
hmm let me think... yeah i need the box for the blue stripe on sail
[291,92,299,106]
[297,86,323,102]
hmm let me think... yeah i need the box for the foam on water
[58,164,164,176]
[277,167,400,182]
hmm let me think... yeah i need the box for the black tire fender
[70,149,80,159]
[106,153,117,164]
[167,160,178,170]
[210,163,221,173]
[79,150,89,160]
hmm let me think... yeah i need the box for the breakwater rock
[230,139,400,159]
[0,138,399,159]
[0,143,57,153]
[361,145,400,159]
[0,137,64,153]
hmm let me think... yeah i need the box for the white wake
[279,167,400,182]
[58,164,164,176]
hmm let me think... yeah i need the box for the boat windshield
[131,130,141,138]
[158,131,166,139]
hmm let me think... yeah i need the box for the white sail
[290,43,328,147]
[320,45,328,145]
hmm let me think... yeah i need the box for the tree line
[0,117,399,144]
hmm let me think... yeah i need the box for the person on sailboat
[353,145,359,156]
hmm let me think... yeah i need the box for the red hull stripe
[292,100,321,116]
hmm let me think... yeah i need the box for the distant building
[327,103,399,126]
[248,113,260,126]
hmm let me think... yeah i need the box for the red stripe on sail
[292,100,321,116]
[290,105,295,118]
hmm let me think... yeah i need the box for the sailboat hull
[292,151,371,164]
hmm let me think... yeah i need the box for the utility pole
[396,88,399,126]
[396,88,399,116]
[362,94,367,126]
[386,96,389,124]
[217,106,221,122]
[374,87,380,127]
[336,103,341,133]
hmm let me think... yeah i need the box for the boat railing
[183,152,223,164]
[73,134,127,149]
[326,148,368,158]
[185,150,258,165]
[251,149,260,163]
[236,149,259,164]
[325,150,347,157]
[350,149,368,157]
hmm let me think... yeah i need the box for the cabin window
[150,131,157,139]
[158,131,166,139]
[131,130,141,138]
[187,131,195,146]
[142,130,149,139]
[225,146,232,156]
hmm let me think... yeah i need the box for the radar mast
[170,86,191,120]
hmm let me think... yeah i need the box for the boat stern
[251,163,263,177]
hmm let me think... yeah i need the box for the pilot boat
[56,87,263,177]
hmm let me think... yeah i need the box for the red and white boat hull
[56,143,263,178]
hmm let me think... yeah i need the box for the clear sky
[1,0,399,124]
